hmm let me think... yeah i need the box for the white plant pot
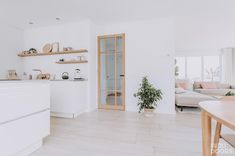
[144,108,155,117]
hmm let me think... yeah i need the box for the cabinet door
[0,83,50,123]
[98,34,125,110]
[50,82,87,118]
[0,110,50,156]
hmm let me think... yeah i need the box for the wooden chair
[212,98,235,156]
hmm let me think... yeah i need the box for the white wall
[95,18,175,114]
[23,20,91,80]
[0,25,23,78]
[22,18,176,114]
[23,20,96,111]
[88,22,98,111]
[175,17,235,56]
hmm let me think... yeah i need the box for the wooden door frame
[97,33,126,111]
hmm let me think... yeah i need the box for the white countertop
[0,79,88,83]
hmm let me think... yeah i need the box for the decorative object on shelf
[63,47,73,52]
[36,73,50,80]
[18,49,88,57]
[59,58,64,62]
[51,42,59,52]
[45,74,50,80]
[32,69,50,80]
[42,43,52,53]
[8,70,20,80]
[28,48,37,54]
[134,76,163,116]
[21,48,37,55]
[74,69,81,79]
[22,50,29,55]
[22,72,28,80]
[62,72,69,80]
[80,56,86,61]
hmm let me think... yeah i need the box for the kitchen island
[0,81,50,156]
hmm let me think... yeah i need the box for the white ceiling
[0,0,235,29]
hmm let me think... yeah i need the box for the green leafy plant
[225,91,235,96]
[134,77,163,113]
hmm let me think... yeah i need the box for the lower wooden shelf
[55,60,88,64]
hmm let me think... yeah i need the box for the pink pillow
[177,82,189,90]
[201,82,217,89]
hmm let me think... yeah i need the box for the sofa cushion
[219,84,231,89]
[195,89,235,96]
[176,82,190,90]
[175,88,186,94]
[201,82,218,89]
[194,81,221,89]
[175,91,216,107]
[175,79,191,90]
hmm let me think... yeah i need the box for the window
[187,57,202,82]
[175,55,221,82]
[203,56,220,82]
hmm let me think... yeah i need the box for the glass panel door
[100,54,115,105]
[98,34,125,110]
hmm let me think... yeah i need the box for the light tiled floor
[30,110,234,156]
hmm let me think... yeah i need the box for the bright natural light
[204,56,220,82]
[187,57,202,82]
[175,55,221,82]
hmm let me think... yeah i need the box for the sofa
[175,79,217,111]
[194,81,235,96]
[175,88,216,111]
[175,80,235,111]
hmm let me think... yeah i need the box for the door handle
[120,75,125,77]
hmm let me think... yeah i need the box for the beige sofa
[175,80,235,111]
[194,82,235,96]
[175,79,217,111]
[175,89,216,111]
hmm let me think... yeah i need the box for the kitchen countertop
[51,79,88,81]
[0,79,88,82]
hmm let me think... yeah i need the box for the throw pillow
[176,82,189,90]
[201,82,217,89]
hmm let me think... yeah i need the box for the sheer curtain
[221,48,235,85]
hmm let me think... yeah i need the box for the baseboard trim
[50,111,85,118]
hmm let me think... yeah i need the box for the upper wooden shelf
[18,49,88,57]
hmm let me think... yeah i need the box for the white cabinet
[50,81,88,118]
[0,110,50,156]
[0,82,50,156]
[0,83,50,123]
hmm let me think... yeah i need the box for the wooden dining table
[199,101,235,156]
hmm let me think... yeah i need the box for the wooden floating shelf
[18,49,88,57]
[55,60,88,64]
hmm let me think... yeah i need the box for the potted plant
[225,91,235,96]
[134,76,163,116]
